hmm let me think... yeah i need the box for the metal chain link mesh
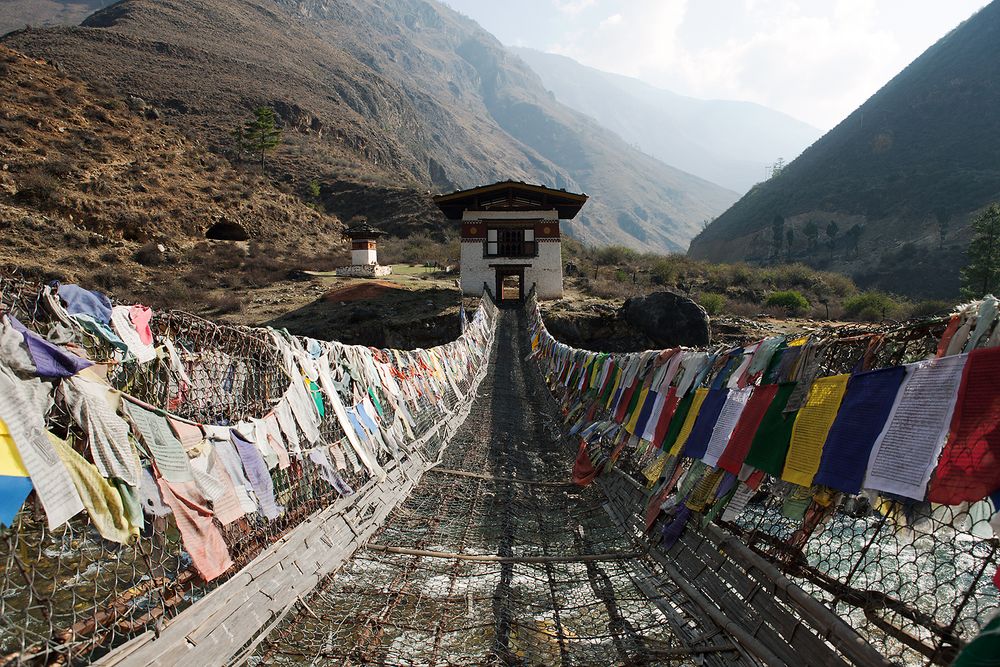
[254,308,753,666]
[0,273,497,665]
[533,294,999,666]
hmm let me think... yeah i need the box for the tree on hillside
[826,220,839,259]
[934,209,951,250]
[768,158,786,179]
[803,220,820,254]
[785,228,795,262]
[961,203,1000,298]
[845,223,864,258]
[235,106,283,172]
[771,215,785,260]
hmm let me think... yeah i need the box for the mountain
[688,2,1000,298]
[0,1,114,36]
[3,0,738,254]
[511,47,821,194]
[0,45,343,308]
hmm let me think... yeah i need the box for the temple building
[433,181,588,302]
[336,223,392,277]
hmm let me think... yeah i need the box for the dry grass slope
[0,45,345,315]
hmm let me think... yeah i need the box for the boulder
[621,291,710,347]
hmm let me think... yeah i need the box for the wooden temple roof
[433,181,588,220]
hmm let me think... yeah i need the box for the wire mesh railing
[0,272,499,665]
[528,291,1000,666]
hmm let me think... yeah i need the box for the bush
[648,257,678,285]
[907,300,952,318]
[767,263,818,290]
[843,291,900,321]
[592,245,637,266]
[765,290,810,315]
[698,292,726,316]
[15,171,61,206]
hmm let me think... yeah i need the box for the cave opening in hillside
[205,222,249,241]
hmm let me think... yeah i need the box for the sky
[441,0,988,131]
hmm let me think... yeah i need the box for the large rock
[621,291,710,347]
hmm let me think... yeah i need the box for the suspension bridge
[0,274,997,666]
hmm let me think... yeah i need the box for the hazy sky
[442,0,988,130]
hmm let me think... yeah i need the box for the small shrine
[336,223,392,277]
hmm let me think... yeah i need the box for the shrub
[592,245,637,267]
[768,263,818,290]
[698,292,726,316]
[725,263,755,287]
[765,290,810,315]
[907,300,952,318]
[843,291,900,321]
[648,257,678,285]
[15,171,61,206]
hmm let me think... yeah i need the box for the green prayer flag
[743,382,798,476]
[660,390,695,453]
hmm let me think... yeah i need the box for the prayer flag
[928,347,1000,504]
[782,374,850,487]
[743,383,798,476]
[669,388,709,456]
[681,388,729,460]
[716,384,779,475]
[864,354,967,500]
[702,387,753,467]
[813,366,905,493]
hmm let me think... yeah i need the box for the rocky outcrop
[541,292,710,352]
[622,291,710,347]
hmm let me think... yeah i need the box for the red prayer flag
[928,346,1000,504]
[936,315,961,358]
[614,379,639,423]
[653,387,680,447]
[716,384,780,475]
[572,439,598,487]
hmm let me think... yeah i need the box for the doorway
[494,266,524,306]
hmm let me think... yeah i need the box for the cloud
[553,0,597,16]
[599,13,622,29]
[542,0,983,129]
[449,0,988,129]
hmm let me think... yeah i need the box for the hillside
[0,45,344,313]
[3,0,737,253]
[511,47,821,194]
[687,1,1000,298]
[0,1,113,35]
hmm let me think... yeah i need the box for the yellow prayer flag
[782,374,850,487]
[669,388,709,456]
[49,433,135,544]
[624,384,650,435]
[605,368,624,408]
[0,419,29,478]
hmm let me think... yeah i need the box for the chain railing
[0,273,498,665]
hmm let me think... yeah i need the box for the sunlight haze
[444,0,988,130]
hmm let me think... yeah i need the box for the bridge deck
[255,309,750,666]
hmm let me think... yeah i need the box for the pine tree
[961,203,1000,298]
[826,220,839,259]
[238,107,283,172]
[771,215,784,260]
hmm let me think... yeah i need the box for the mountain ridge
[687,2,1000,298]
[4,0,738,253]
[510,47,821,193]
